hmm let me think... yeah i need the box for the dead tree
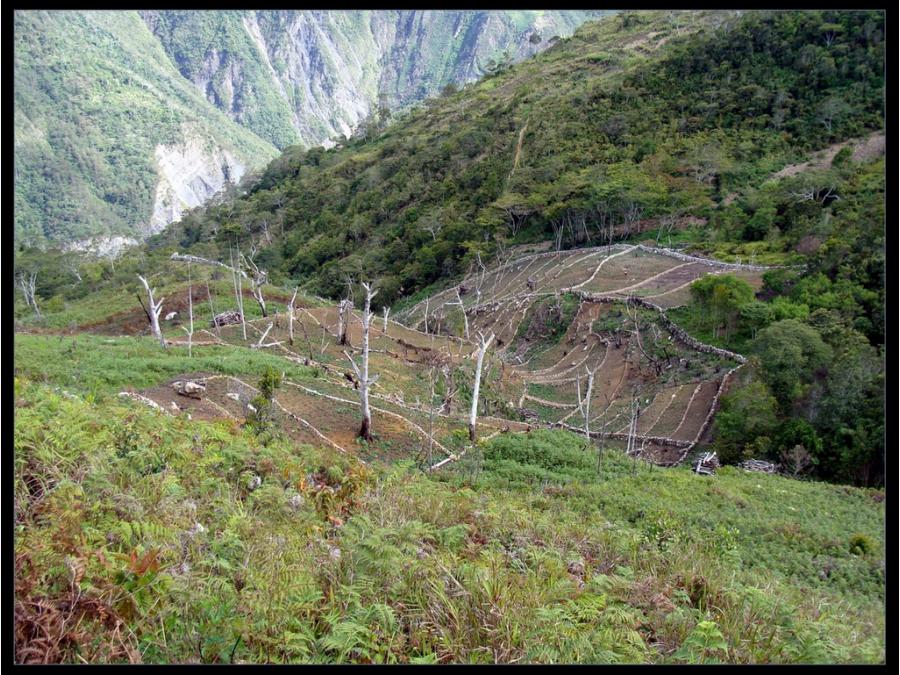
[427,366,437,467]
[288,287,299,346]
[229,248,247,341]
[474,252,487,313]
[298,319,315,362]
[206,281,221,339]
[469,331,495,443]
[441,363,457,414]
[656,213,679,247]
[421,351,449,468]
[66,259,82,285]
[627,302,662,376]
[17,271,41,318]
[137,275,166,349]
[448,288,470,339]
[344,282,379,441]
[253,323,274,349]
[338,298,353,346]
[626,390,643,475]
[241,253,268,317]
[182,266,194,357]
[170,252,246,278]
[382,306,391,334]
[575,366,595,441]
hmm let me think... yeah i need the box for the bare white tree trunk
[17,272,41,318]
[253,322,274,349]
[288,287,299,346]
[576,366,595,440]
[230,248,247,341]
[424,297,429,334]
[469,331,495,443]
[241,253,268,317]
[345,282,379,441]
[338,298,353,345]
[206,281,220,339]
[382,306,390,334]
[474,252,487,313]
[427,365,437,467]
[450,288,469,340]
[182,266,194,357]
[626,391,642,475]
[170,252,246,279]
[137,275,166,348]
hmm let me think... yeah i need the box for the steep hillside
[12,367,885,663]
[13,10,279,248]
[140,10,608,149]
[154,9,883,305]
[14,10,603,248]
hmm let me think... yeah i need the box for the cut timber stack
[740,459,778,474]
[212,310,243,327]
[694,452,719,476]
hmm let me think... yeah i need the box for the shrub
[848,533,876,556]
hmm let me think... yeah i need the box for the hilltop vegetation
[15,10,884,488]
[14,10,885,663]
[14,9,601,245]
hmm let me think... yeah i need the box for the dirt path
[771,131,884,180]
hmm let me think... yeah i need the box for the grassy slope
[14,375,884,664]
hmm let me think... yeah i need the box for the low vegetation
[14,379,885,663]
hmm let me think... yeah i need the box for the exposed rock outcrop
[149,135,246,236]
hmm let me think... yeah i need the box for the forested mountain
[14,10,278,249]
[14,10,601,248]
[157,9,883,306]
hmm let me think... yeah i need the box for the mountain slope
[154,9,884,304]
[12,367,885,663]
[139,10,609,149]
[13,10,280,248]
[14,10,604,248]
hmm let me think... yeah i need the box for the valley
[13,8,885,666]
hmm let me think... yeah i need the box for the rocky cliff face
[142,10,609,149]
[149,134,247,237]
[15,9,605,246]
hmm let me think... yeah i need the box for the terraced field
[393,245,779,466]
[117,244,777,470]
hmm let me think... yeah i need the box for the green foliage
[713,379,779,464]
[689,274,755,339]
[13,382,885,663]
[246,367,283,443]
[673,620,728,664]
[13,334,313,398]
[848,533,876,557]
[13,11,277,245]
[157,9,883,303]
[752,319,832,408]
